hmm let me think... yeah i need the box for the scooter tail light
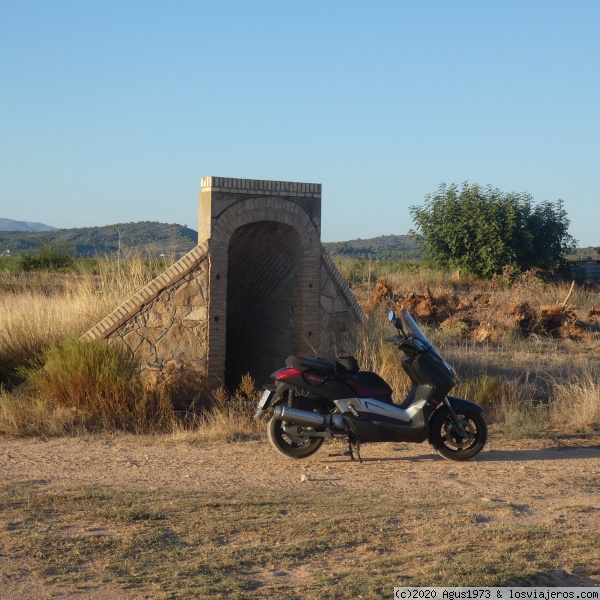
[272,367,303,381]
[304,372,327,385]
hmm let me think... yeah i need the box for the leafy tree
[409,183,577,278]
[19,243,75,271]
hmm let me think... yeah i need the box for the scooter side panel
[342,411,429,443]
[335,397,426,422]
[334,397,430,443]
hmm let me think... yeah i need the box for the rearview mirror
[388,310,405,335]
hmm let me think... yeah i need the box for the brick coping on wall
[201,176,322,197]
[82,241,209,342]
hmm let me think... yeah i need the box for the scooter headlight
[412,338,428,351]
[443,360,457,379]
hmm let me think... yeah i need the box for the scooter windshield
[401,309,432,349]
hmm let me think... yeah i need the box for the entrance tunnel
[225,221,305,390]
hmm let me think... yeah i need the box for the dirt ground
[1,431,599,597]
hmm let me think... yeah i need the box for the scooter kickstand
[347,439,363,463]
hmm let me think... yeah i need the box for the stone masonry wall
[83,244,210,398]
[319,248,369,359]
[84,177,369,397]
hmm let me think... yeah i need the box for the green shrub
[19,244,75,271]
[14,338,173,433]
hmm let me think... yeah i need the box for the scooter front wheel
[430,409,487,461]
[267,415,324,459]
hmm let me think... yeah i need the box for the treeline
[0,222,198,258]
[567,247,600,261]
[0,218,595,266]
[323,234,421,261]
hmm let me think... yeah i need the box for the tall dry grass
[356,312,600,437]
[550,369,600,432]
[0,254,171,386]
[1,254,600,438]
[171,374,262,443]
[355,262,600,437]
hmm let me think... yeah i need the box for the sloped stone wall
[84,177,368,396]
[83,244,210,397]
[319,248,368,358]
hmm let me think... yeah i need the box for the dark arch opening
[225,221,304,390]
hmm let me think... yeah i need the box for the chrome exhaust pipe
[273,405,326,428]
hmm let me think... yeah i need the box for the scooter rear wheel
[267,416,324,459]
[430,409,487,461]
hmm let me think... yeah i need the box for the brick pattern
[84,177,367,396]
[205,194,322,388]
[201,176,321,197]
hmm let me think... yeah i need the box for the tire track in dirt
[1,432,599,596]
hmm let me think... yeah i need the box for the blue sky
[1,1,598,245]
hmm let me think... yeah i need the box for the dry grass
[357,266,600,437]
[359,316,600,437]
[1,480,598,597]
[0,254,172,386]
[550,370,600,432]
[171,374,263,443]
[1,337,175,435]
[1,257,600,439]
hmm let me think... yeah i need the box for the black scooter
[254,308,487,462]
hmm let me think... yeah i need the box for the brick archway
[205,195,321,388]
[84,177,366,397]
[224,221,305,388]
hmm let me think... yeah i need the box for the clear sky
[1,1,598,245]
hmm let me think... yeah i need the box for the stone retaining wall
[83,244,210,397]
[84,178,367,395]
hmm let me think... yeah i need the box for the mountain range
[0,219,419,260]
[0,220,198,258]
[0,218,57,232]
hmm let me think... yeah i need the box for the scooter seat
[285,355,336,375]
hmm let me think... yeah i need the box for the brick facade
[84,178,366,395]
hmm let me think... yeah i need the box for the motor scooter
[254,308,487,462]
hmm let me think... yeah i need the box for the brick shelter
[83,177,366,394]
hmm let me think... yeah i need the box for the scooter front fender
[445,395,485,414]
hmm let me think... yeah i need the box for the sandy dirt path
[1,432,599,597]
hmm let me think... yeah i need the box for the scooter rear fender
[253,383,330,420]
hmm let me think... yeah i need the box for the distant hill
[0,223,419,260]
[0,221,198,258]
[1,220,594,264]
[0,218,57,232]
[323,234,421,261]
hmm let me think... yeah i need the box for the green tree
[409,183,577,278]
[19,243,75,271]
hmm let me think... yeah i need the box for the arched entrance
[225,221,304,390]
[83,178,366,397]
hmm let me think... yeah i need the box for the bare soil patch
[1,432,599,597]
